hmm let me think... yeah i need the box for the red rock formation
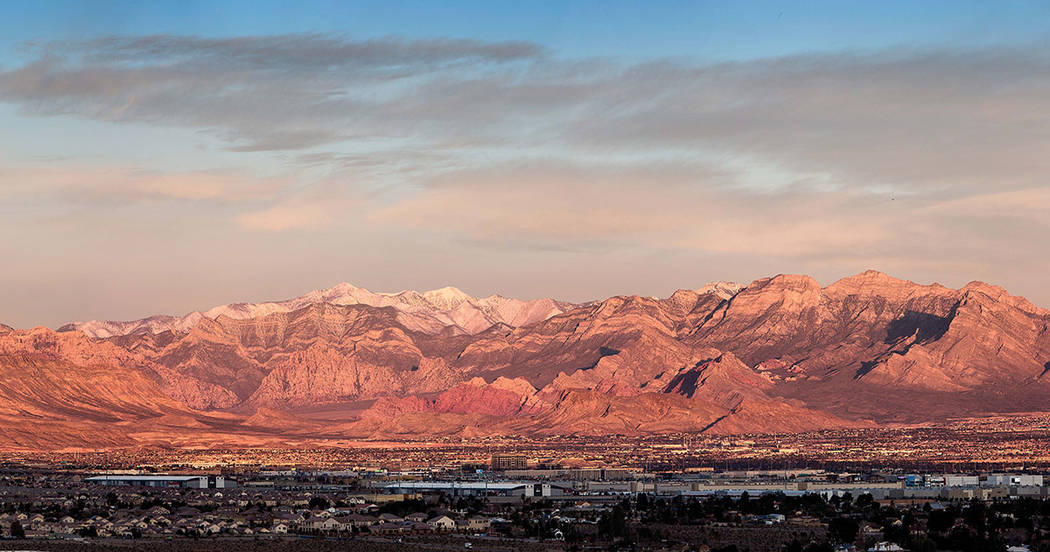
[0,270,1046,449]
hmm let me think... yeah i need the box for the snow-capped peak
[63,282,573,338]
[695,281,745,300]
[421,286,473,308]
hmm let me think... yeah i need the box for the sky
[2,1,1050,328]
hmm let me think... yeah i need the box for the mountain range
[2,270,1049,451]
[60,283,575,337]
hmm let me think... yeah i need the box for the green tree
[10,519,25,538]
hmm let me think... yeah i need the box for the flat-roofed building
[490,454,527,471]
[85,475,229,488]
[385,481,570,497]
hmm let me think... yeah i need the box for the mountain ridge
[2,270,1048,450]
[58,282,585,338]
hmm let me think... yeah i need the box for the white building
[983,474,1043,487]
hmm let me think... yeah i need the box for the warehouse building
[384,481,570,497]
[86,475,229,488]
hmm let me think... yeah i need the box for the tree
[928,509,955,533]
[598,504,628,539]
[829,516,859,543]
[10,520,25,538]
[308,496,330,510]
[908,536,938,552]
[964,499,987,533]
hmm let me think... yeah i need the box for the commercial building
[983,474,1044,487]
[490,454,527,471]
[384,481,570,498]
[85,475,229,488]
[504,468,638,480]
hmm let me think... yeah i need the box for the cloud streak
[0,165,288,203]
[0,33,1048,324]
[3,37,1048,195]
[0,34,544,151]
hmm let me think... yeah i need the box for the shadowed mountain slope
[0,271,1047,449]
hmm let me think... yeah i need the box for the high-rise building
[490,454,527,471]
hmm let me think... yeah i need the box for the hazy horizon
[3,0,1050,328]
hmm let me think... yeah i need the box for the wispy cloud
[237,196,354,231]
[916,187,1050,223]
[0,34,544,152]
[373,160,891,257]
[2,37,1048,198]
[1,33,1049,324]
[0,165,287,203]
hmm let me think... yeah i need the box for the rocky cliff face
[2,270,1048,450]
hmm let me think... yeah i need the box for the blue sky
[5,1,1050,60]
[2,1,1050,327]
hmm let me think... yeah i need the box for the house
[427,515,456,531]
[272,512,303,524]
[868,543,906,552]
[457,517,491,532]
[304,516,343,532]
[371,522,404,535]
[406,512,429,523]
[321,518,345,532]
[344,513,377,528]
